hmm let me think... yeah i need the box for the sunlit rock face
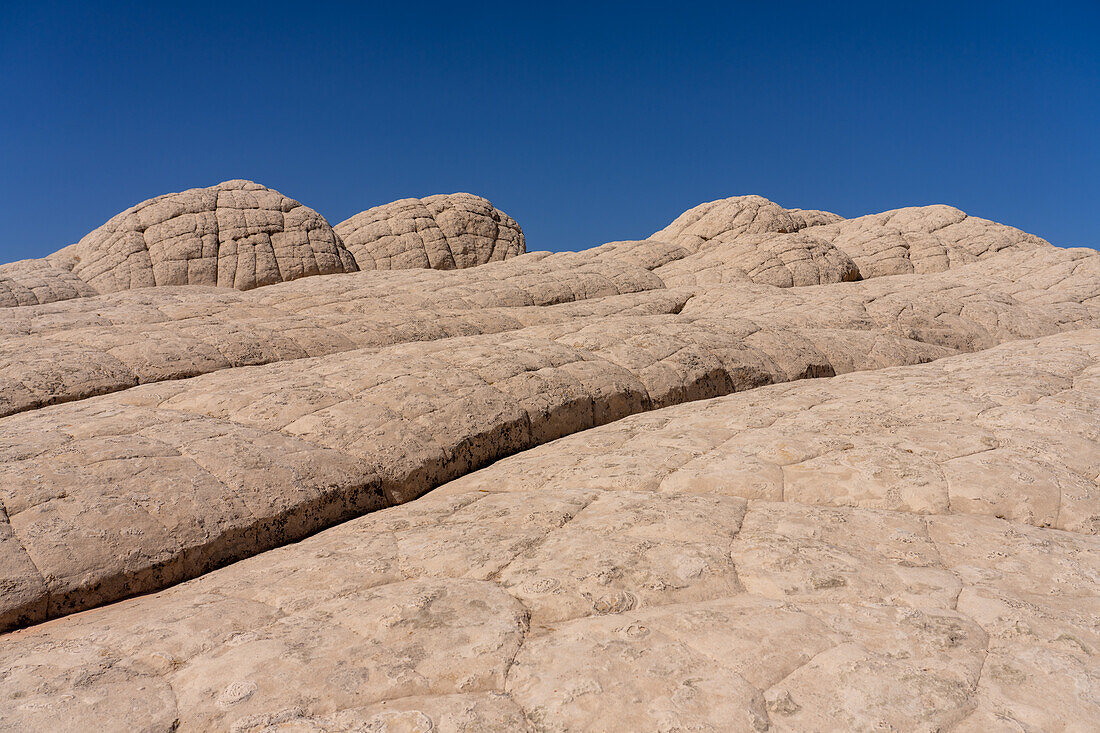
[335,193,525,270]
[0,191,1097,732]
[0,185,528,309]
[59,179,357,293]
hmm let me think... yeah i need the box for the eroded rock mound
[64,179,357,293]
[805,204,1051,277]
[0,180,360,308]
[0,258,99,307]
[334,193,525,270]
[654,232,862,287]
[649,195,842,250]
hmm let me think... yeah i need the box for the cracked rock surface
[334,193,525,270]
[0,184,527,308]
[0,192,1097,732]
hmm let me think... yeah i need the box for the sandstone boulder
[63,179,358,293]
[648,195,842,249]
[334,193,525,270]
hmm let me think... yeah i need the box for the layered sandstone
[0,191,1096,732]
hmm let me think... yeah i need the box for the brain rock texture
[0,189,1097,732]
[334,193,526,270]
[0,183,526,308]
[58,180,357,294]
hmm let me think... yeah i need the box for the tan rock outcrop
[0,191,1096,731]
[62,180,358,293]
[0,180,358,307]
[0,331,1097,731]
[0,258,99,307]
[653,232,862,287]
[0,186,530,310]
[804,204,1052,277]
[649,195,842,249]
[334,193,525,270]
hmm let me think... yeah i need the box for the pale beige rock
[649,195,842,249]
[0,192,1098,732]
[0,253,673,417]
[0,185,532,310]
[62,180,357,294]
[0,239,1097,628]
[654,232,862,287]
[803,204,1052,277]
[0,332,1098,731]
[0,258,99,307]
[334,193,524,270]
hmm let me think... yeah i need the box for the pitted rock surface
[0,191,1097,732]
[334,193,525,270]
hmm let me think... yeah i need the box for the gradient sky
[2,1,1097,263]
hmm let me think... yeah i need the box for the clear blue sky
[2,1,1097,262]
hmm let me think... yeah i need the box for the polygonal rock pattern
[0,258,99,307]
[0,180,359,308]
[648,195,843,249]
[0,192,1098,732]
[64,179,358,293]
[334,193,525,270]
[654,232,862,287]
[804,204,1052,277]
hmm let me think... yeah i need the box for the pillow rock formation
[0,183,524,307]
[334,193,526,270]
[0,186,1097,732]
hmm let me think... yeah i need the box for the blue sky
[2,1,1097,262]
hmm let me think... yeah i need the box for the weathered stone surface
[1,331,1096,731]
[654,232,862,287]
[0,192,1097,731]
[334,193,525,270]
[64,180,357,293]
[645,195,1054,283]
[0,185,531,310]
[0,181,359,308]
[3,243,1098,624]
[0,253,671,418]
[648,195,842,249]
[803,204,1052,277]
[0,258,99,307]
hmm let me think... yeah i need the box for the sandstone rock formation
[62,180,357,294]
[804,204,1052,277]
[0,257,100,307]
[334,193,525,270]
[0,185,526,308]
[648,195,842,247]
[0,192,1096,731]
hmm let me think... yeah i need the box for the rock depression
[0,188,1096,732]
